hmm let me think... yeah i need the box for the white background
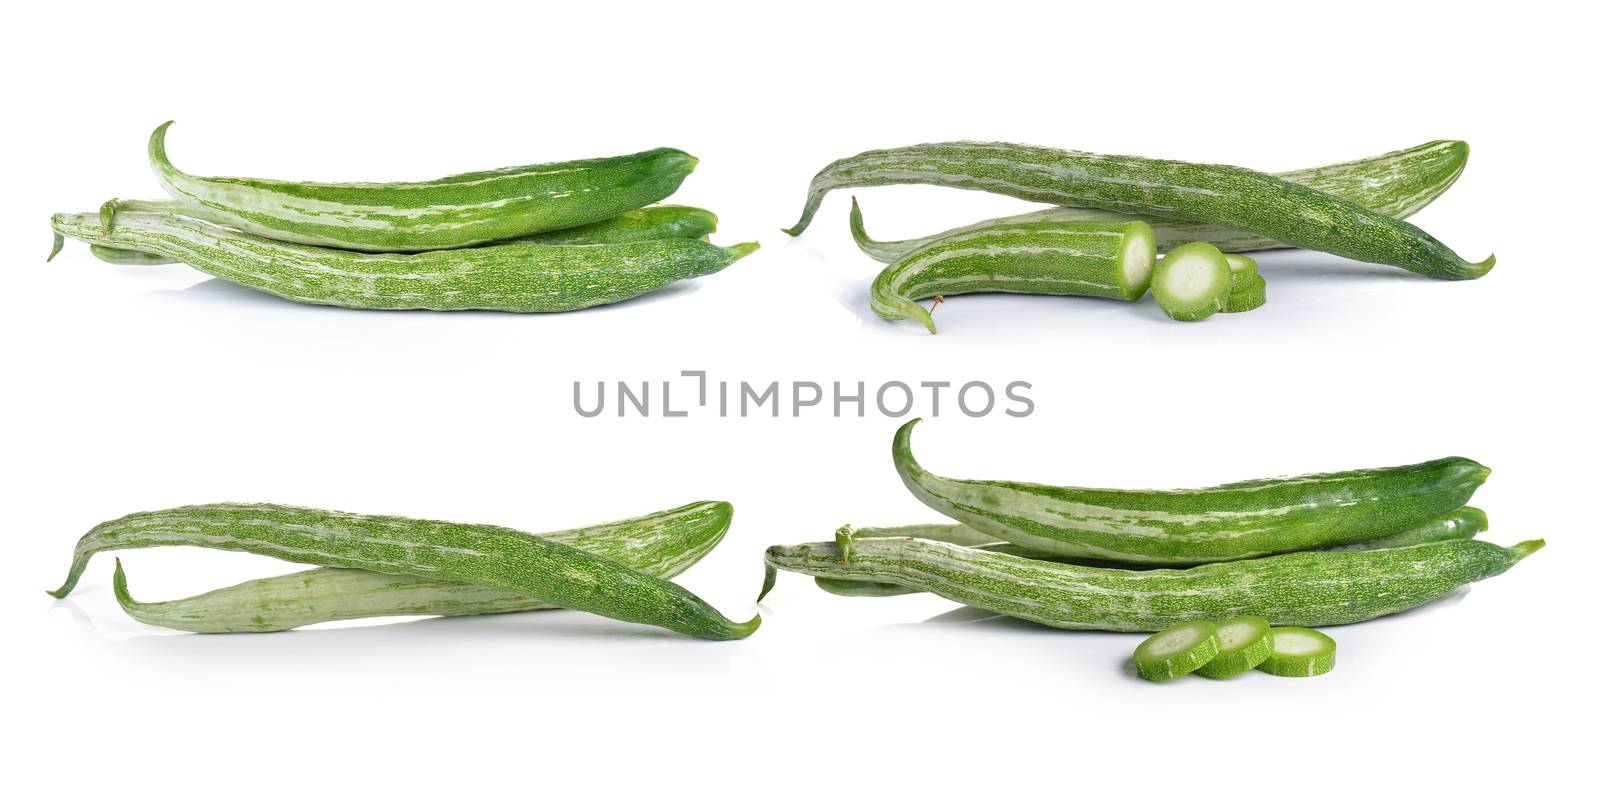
[3,1,1593,784]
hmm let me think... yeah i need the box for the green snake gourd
[50,503,758,640]
[149,122,698,251]
[790,141,1490,279]
[892,419,1491,565]
[761,535,1542,632]
[869,215,1155,333]
[848,140,1471,261]
[108,501,732,633]
[50,208,756,312]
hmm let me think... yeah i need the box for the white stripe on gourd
[150,121,699,251]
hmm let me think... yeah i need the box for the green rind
[869,218,1154,333]
[509,205,719,246]
[91,245,174,265]
[1257,627,1337,677]
[1222,273,1267,313]
[1194,615,1274,679]
[1224,254,1258,289]
[891,419,1492,565]
[149,121,698,251]
[52,208,756,313]
[1152,242,1229,321]
[1134,621,1220,681]
[762,536,1541,632]
[108,501,732,633]
[50,502,758,640]
[789,140,1490,279]
[1321,506,1487,552]
[813,577,913,597]
[849,140,1471,262]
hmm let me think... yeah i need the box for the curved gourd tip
[726,241,760,261]
[728,613,762,639]
[1463,254,1495,279]
[893,418,923,463]
[848,196,873,245]
[757,563,778,602]
[872,291,937,333]
[1509,539,1545,562]
[47,231,64,262]
[111,558,134,604]
[148,121,178,176]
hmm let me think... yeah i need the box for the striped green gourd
[149,122,698,251]
[107,501,731,633]
[761,535,1542,632]
[870,216,1155,333]
[848,140,1470,261]
[813,506,1491,598]
[79,202,722,266]
[786,141,1491,279]
[893,419,1490,565]
[49,503,759,640]
[50,208,757,312]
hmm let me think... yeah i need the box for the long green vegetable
[761,535,1542,632]
[869,215,1155,333]
[50,503,758,640]
[893,419,1490,564]
[106,501,731,633]
[813,506,1491,598]
[149,122,698,251]
[80,202,719,267]
[787,141,1491,279]
[80,202,722,267]
[50,208,756,312]
[848,140,1470,261]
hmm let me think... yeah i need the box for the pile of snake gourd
[48,500,759,640]
[761,419,1543,680]
[47,122,757,312]
[783,140,1490,330]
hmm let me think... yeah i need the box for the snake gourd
[107,501,733,633]
[50,503,758,640]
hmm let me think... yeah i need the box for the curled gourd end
[757,563,778,603]
[111,557,133,603]
[1465,253,1496,279]
[47,232,64,262]
[148,120,179,177]
[728,613,762,639]
[848,196,874,246]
